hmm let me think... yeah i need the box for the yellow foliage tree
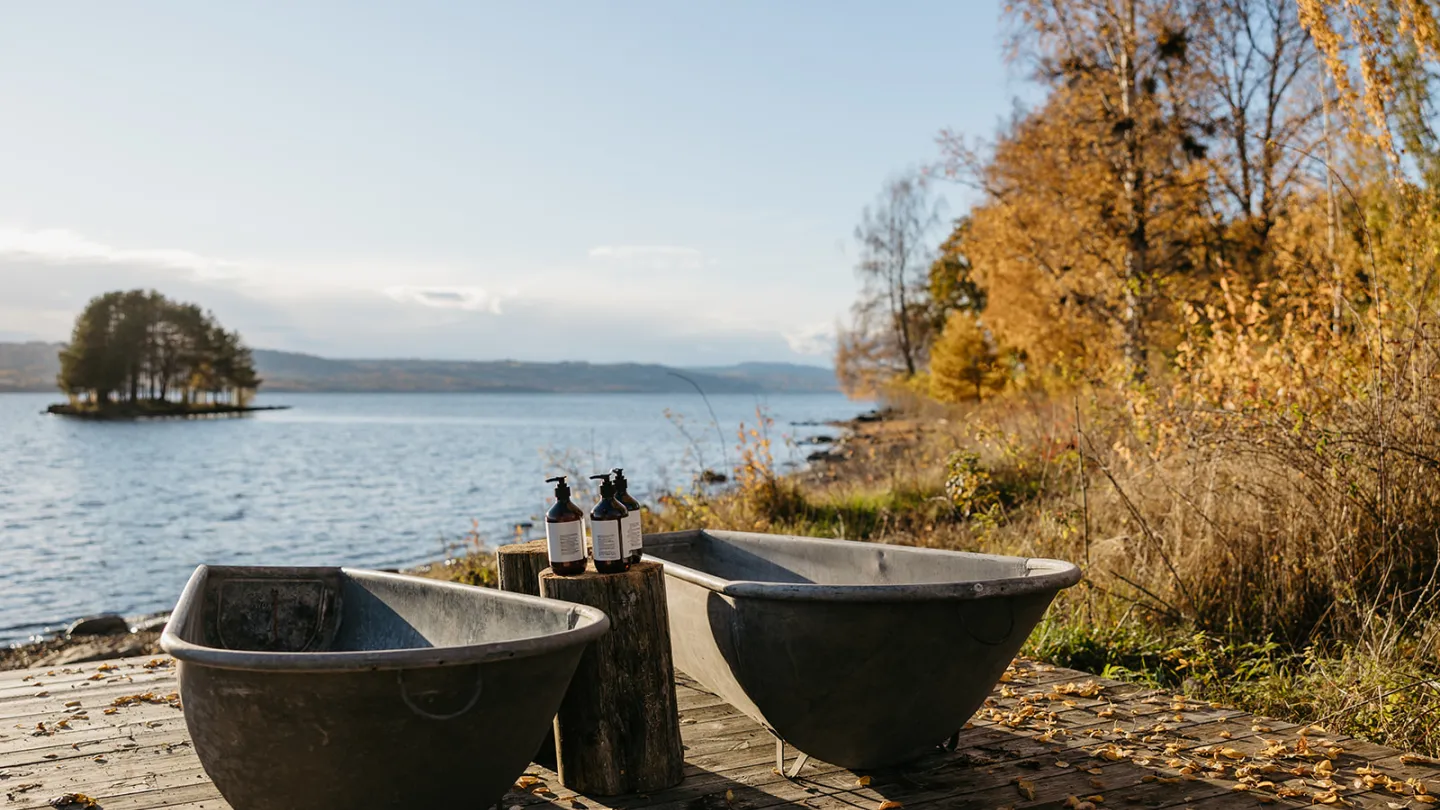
[929,311,1006,403]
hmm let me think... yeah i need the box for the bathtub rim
[160,565,610,673]
[643,529,1082,602]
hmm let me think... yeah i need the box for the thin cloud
[384,285,504,314]
[588,245,705,271]
[782,323,836,357]
[0,226,243,279]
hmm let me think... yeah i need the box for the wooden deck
[3,656,1439,809]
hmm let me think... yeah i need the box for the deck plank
[2,656,1438,809]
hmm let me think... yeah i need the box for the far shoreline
[46,402,291,420]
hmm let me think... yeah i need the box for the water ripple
[0,391,858,642]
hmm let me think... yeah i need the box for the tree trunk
[1119,0,1149,383]
[896,269,916,376]
[1321,70,1342,335]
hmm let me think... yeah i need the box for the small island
[48,289,285,420]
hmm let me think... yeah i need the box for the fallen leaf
[1016,778,1036,800]
[877,802,903,810]
[856,776,872,786]
[48,795,100,809]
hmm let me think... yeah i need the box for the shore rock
[66,614,130,637]
[127,613,171,633]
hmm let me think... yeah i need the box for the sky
[0,1,1026,367]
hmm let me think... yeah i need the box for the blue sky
[0,1,1025,366]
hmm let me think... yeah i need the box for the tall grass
[648,308,1440,753]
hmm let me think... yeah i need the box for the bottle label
[546,520,585,563]
[621,511,643,557]
[591,519,624,561]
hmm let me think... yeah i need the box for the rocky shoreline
[1,613,170,670]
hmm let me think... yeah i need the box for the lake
[0,391,861,643]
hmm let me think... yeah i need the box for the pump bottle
[612,468,644,565]
[588,473,629,574]
[544,476,587,576]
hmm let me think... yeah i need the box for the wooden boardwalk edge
[1,655,1438,809]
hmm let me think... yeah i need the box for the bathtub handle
[397,668,485,721]
[965,596,1014,646]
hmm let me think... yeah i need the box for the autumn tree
[926,217,987,333]
[1198,0,1325,267]
[846,174,945,380]
[942,0,1213,381]
[1297,0,1440,159]
[929,311,1006,402]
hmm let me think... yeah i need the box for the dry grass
[648,344,1440,754]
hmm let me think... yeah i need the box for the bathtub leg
[788,752,811,779]
[773,736,811,779]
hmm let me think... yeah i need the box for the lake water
[0,391,860,643]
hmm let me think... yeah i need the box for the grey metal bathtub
[644,530,1081,771]
[161,565,608,810]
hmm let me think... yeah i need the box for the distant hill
[682,362,839,393]
[0,343,838,394]
[0,342,61,392]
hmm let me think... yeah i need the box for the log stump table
[496,539,557,768]
[496,539,549,596]
[540,561,685,796]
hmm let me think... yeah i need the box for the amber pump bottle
[588,473,630,574]
[612,467,644,565]
[544,476,587,576]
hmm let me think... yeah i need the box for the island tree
[57,290,261,408]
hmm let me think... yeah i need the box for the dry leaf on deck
[48,795,100,809]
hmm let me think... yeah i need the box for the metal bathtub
[161,565,608,810]
[644,529,1081,770]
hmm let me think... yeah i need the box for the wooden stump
[496,539,557,769]
[540,561,684,795]
[496,539,549,596]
